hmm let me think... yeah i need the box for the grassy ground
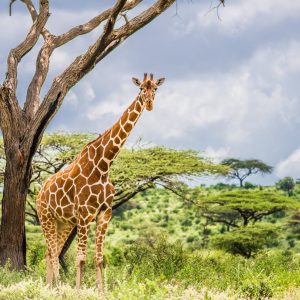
[1,187,300,299]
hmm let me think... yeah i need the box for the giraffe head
[132,73,165,111]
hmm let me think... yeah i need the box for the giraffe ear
[156,77,165,86]
[132,77,141,86]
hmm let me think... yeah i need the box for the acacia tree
[187,189,297,229]
[221,158,273,187]
[0,0,184,270]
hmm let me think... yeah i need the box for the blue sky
[1,0,300,185]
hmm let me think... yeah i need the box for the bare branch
[5,0,49,96]
[54,0,141,47]
[205,0,225,20]
[113,0,175,40]
[9,0,16,16]
[21,0,52,40]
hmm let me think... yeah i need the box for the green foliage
[244,181,256,189]
[211,223,279,258]
[191,189,297,228]
[221,158,273,187]
[276,176,295,196]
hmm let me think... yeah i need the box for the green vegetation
[276,176,296,196]
[221,158,273,187]
[1,186,300,299]
[1,134,300,299]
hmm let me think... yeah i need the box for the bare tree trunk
[0,141,33,269]
[239,178,243,187]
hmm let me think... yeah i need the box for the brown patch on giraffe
[69,164,81,179]
[79,206,89,217]
[81,163,93,178]
[56,177,64,187]
[56,189,64,200]
[79,185,90,198]
[50,184,57,193]
[129,111,139,121]
[101,133,110,145]
[120,111,129,126]
[111,125,119,138]
[94,145,104,162]
[86,194,98,206]
[61,196,69,207]
[62,172,68,180]
[104,141,118,160]
[63,204,75,221]
[78,152,88,165]
[64,178,73,193]
[119,129,127,140]
[87,206,97,216]
[91,185,101,195]
[124,123,133,132]
[98,160,108,172]
[88,146,96,160]
[87,175,97,185]
[75,175,87,188]
[92,167,101,179]
[57,207,63,217]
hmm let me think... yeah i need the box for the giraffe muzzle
[146,100,153,111]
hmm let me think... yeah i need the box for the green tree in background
[188,189,297,229]
[276,176,295,197]
[221,158,273,187]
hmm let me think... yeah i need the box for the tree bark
[0,142,32,269]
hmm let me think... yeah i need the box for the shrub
[211,224,279,258]
[124,232,186,280]
[241,280,273,300]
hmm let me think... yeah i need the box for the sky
[0,0,300,185]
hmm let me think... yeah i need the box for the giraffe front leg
[95,206,112,295]
[76,220,90,289]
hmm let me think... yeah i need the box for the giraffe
[36,73,165,293]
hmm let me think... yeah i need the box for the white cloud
[175,0,300,36]
[276,148,300,179]
[65,91,78,105]
[203,146,230,163]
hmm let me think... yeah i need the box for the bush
[241,280,273,300]
[244,182,256,189]
[211,224,279,258]
[124,232,186,280]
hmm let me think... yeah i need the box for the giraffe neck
[89,95,144,173]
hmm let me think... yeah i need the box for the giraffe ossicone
[37,73,165,293]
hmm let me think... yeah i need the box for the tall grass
[1,233,300,299]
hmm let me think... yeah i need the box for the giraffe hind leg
[40,217,59,287]
[95,206,112,295]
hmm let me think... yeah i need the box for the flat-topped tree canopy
[221,158,273,187]
[188,188,298,227]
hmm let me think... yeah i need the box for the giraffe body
[37,73,165,292]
